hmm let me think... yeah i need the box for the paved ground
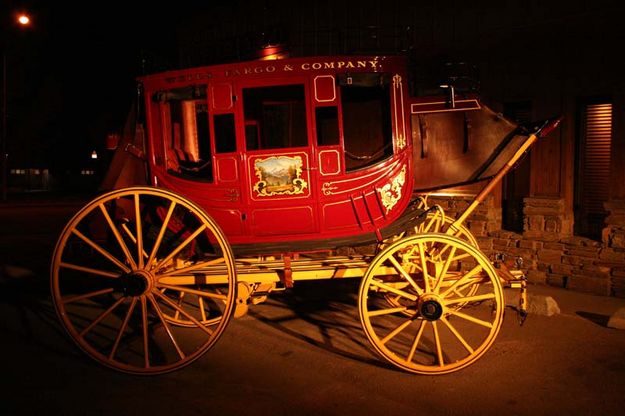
[1,194,625,415]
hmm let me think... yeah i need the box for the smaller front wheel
[359,233,504,375]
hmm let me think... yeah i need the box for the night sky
[3,0,624,173]
[3,1,180,169]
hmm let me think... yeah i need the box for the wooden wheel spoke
[155,224,208,271]
[436,243,454,258]
[120,223,149,262]
[158,288,185,320]
[173,291,185,320]
[157,257,226,278]
[153,290,216,336]
[443,292,496,306]
[108,297,138,360]
[147,294,186,360]
[447,252,471,262]
[446,309,494,328]
[368,306,410,317]
[134,194,145,269]
[387,255,424,296]
[381,319,413,345]
[450,276,482,292]
[440,264,483,298]
[440,317,474,354]
[417,241,431,292]
[432,321,444,367]
[62,288,115,305]
[387,294,401,304]
[407,320,427,362]
[59,262,119,278]
[140,297,150,369]
[198,297,207,321]
[79,296,126,338]
[158,283,228,302]
[98,203,137,270]
[422,214,441,233]
[370,279,418,302]
[432,246,457,293]
[147,200,176,267]
[70,229,130,273]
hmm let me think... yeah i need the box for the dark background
[2,1,179,171]
[2,0,624,186]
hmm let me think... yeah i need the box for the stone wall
[602,200,625,297]
[424,195,625,298]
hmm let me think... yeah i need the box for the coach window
[243,84,308,150]
[340,74,392,171]
[156,85,212,181]
[214,113,237,153]
[315,106,340,146]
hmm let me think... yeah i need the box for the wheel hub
[418,295,444,321]
[117,270,154,297]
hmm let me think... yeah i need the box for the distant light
[17,14,31,26]
[91,150,98,159]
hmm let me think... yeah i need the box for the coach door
[238,78,319,237]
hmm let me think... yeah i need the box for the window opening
[315,106,340,146]
[157,85,213,181]
[243,84,308,150]
[214,113,236,153]
[340,74,392,171]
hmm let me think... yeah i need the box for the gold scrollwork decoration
[396,133,406,150]
[377,166,406,214]
[322,182,339,195]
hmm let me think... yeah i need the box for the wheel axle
[116,270,153,297]
[419,297,443,321]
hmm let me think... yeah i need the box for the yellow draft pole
[446,115,562,235]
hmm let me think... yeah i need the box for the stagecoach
[50,55,561,375]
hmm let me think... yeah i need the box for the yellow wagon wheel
[157,285,228,327]
[411,196,477,244]
[359,233,504,375]
[51,187,236,375]
[385,209,479,311]
[414,207,479,247]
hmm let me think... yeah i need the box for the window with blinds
[575,101,613,239]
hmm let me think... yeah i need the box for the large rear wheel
[51,187,236,375]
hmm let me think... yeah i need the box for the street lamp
[17,14,31,26]
[1,11,32,201]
